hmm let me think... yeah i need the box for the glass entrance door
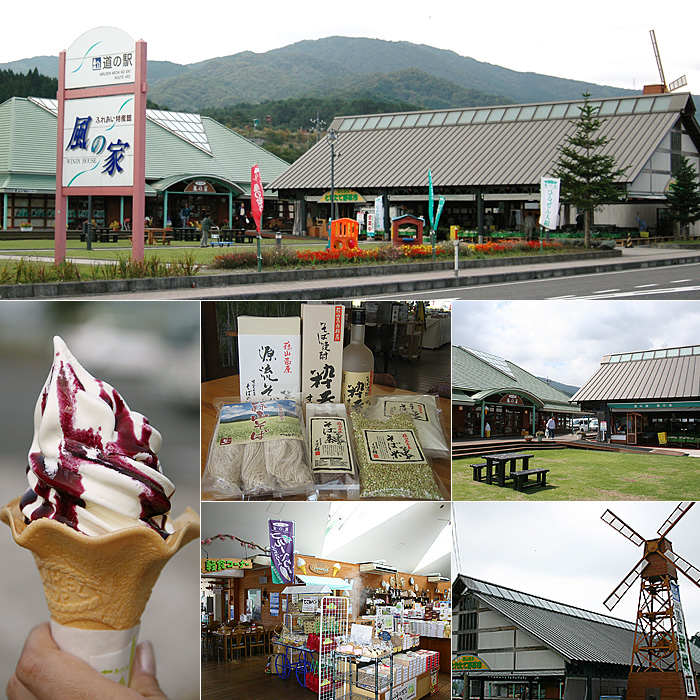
[626,413,642,445]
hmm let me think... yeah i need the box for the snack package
[203,397,313,499]
[1,336,199,685]
[305,403,359,494]
[364,394,449,459]
[349,412,443,500]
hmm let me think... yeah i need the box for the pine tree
[553,93,628,248]
[666,155,700,240]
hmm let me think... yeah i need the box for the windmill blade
[668,76,687,92]
[658,549,700,589]
[657,502,695,538]
[604,557,647,611]
[601,509,645,547]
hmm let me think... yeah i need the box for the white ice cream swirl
[20,336,175,537]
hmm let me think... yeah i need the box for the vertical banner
[670,581,697,697]
[428,169,435,230]
[251,164,264,234]
[251,163,264,272]
[268,519,295,584]
[539,177,561,230]
[374,196,385,233]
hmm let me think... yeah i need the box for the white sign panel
[539,177,561,230]
[374,196,385,232]
[65,27,136,89]
[62,95,135,188]
[670,581,697,697]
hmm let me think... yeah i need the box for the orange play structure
[329,218,359,251]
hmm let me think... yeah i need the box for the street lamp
[326,129,338,224]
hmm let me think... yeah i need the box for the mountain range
[1,36,636,113]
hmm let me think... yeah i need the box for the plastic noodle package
[305,403,359,490]
[202,397,313,499]
[349,412,443,500]
[364,394,449,459]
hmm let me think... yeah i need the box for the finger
[6,673,39,700]
[129,642,167,699]
[15,623,141,700]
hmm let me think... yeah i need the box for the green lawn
[452,448,700,501]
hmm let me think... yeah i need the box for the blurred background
[0,301,201,700]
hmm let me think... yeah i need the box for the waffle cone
[1,497,199,631]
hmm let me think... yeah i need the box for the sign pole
[131,39,147,261]
[54,51,67,264]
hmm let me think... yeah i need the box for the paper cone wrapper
[1,497,199,631]
[50,620,140,685]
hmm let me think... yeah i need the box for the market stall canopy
[297,575,352,590]
[281,584,333,595]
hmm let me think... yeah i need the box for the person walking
[546,417,556,439]
[200,212,215,247]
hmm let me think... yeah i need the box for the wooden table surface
[201,375,450,501]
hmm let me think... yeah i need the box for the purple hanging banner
[269,519,295,584]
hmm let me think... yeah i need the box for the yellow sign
[452,654,490,671]
[201,558,253,574]
[319,189,365,203]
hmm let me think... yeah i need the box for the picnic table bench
[471,463,489,481]
[80,228,120,243]
[145,228,173,245]
[511,468,549,491]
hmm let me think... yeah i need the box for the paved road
[368,261,700,300]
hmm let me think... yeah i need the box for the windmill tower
[602,503,699,700]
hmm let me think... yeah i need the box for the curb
[0,250,619,299]
[194,252,700,300]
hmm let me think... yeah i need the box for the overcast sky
[452,300,700,388]
[453,501,700,637]
[3,1,699,95]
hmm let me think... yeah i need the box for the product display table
[200,375,450,500]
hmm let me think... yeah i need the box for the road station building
[270,92,700,238]
[452,345,580,439]
[572,344,700,448]
[0,96,290,232]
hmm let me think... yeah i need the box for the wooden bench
[471,463,489,482]
[511,468,549,491]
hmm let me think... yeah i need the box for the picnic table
[482,452,534,487]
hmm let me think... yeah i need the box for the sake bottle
[341,308,374,406]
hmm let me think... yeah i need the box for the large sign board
[65,26,136,89]
[55,26,147,263]
[62,94,135,187]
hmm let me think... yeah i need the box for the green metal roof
[452,345,579,413]
[0,97,290,193]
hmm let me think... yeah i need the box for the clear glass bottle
[341,308,374,406]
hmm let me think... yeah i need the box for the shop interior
[200,501,451,700]
[200,300,451,501]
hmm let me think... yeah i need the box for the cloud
[453,301,700,386]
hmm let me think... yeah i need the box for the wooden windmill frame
[602,503,699,700]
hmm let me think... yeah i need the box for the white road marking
[635,284,658,288]
[573,285,700,299]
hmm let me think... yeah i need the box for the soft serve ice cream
[20,336,175,538]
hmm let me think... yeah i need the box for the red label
[334,305,343,342]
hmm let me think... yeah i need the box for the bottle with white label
[341,307,374,406]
